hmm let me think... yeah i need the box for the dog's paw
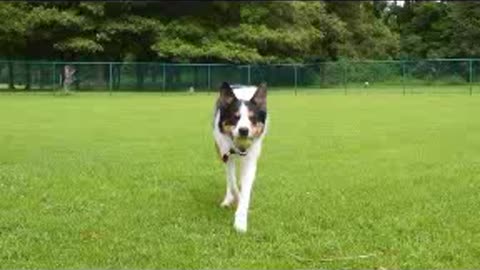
[234,214,247,233]
[220,197,235,208]
[220,192,238,208]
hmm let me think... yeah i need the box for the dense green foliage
[0,1,479,63]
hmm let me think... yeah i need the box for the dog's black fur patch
[219,99,242,132]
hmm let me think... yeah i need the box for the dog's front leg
[221,158,239,207]
[234,150,260,233]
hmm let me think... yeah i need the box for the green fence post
[469,59,473,96]
[402,61,406,96]
[247,65,251,85]
[52,62,56,94]
[343,63,347,95]
[294,65,298,96]
[208,64,211,93]
[109,63,113,95]
[162,63,166,92]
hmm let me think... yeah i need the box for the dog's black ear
[251,82,267,110]
[219,82,236,106]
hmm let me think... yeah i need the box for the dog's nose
[238,127,249,137]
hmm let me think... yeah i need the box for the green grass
[0,91,479,268]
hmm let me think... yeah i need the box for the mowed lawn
[0,92,479,268]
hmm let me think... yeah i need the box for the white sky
[389,0,441,6]
[389,0,405,7]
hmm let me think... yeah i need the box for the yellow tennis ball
[234,137,253,151]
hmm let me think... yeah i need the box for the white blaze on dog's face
[218,82,267,142]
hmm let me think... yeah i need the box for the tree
[395,2,450,59]
[0,3,28,89]
[150,2,350,63]
[326,1,399,59]
[6,0,469,64]
[446,2,480,57]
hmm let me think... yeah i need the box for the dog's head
[218,82,267,141]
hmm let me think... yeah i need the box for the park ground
[0,88,479,268]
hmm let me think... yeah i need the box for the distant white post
[63,65,76,93]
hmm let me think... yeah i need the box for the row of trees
[0,1,479,63]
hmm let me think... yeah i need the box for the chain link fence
[0,59,478,94]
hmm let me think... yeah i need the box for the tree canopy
[0,1,478,63]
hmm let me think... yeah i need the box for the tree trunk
[193,66,199,88]
[25,62,31,90]
[152,64,157,83]
[97,64,105,90]
[111,63,120,90]
[7,61,15,90]
[136,63,144,90]
[74,65,80,90]
[39,69,44,90]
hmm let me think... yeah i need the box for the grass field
[0,91,479,268]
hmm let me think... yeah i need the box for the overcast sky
[399,1,405,6]
[389,0,405,6]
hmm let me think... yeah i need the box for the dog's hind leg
[221,159,239,208]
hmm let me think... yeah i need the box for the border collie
[213,82,268,233]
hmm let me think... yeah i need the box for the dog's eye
[228,114,240,123]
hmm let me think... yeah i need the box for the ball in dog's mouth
[234,137,253,152]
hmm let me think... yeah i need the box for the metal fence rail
[0,59,478,94]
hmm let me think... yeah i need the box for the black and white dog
[213,82,268,233]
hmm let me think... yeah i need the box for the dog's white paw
[220,192,238,208]
[220,197,234,208]
[234,213,247,233]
